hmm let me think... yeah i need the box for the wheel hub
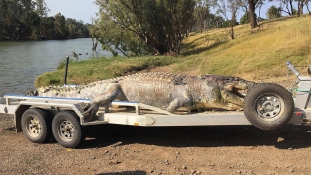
[257,96,281,119]
[28,117,41,137]
[262,101,274,111]
[59,120,74,141]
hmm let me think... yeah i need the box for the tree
[194,0,211,33]
[0,0,89,40]
[240,0,249,12]
[93,0,195,56]
[240,11,251,24]
[65,18,89,39]
[306,0,311,14]
[296,0,311,16]
[248,0,260,29]
[54,13,69,39]
[33,0,50,39]
[28,11,41,40]
[206,14,225,28]
[89,18,99,51]
[280,0,295,15]
[266,5,282,19]
[40,16,55,39]
[0,0,7,39]
[34,0,49,17]
[212,0,242,39]
[0,0,35,40]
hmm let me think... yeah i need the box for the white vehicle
[0,61,310,148]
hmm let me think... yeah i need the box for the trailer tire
[243,83,294,130]
[21,108,52,143]
[52,111,85,148]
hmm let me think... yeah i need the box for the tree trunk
[92,37,98,51]
[306,2,311,15]
[297,0,304,17]
[289,0,294,15]
[248,0,258,29]
[230,25,234,39]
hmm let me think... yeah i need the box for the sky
[44,1,304,24]
[45,0,99,24]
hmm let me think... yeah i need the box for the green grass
[35,15,311,87]
[35,56,179,87]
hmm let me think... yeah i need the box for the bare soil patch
[1,113,311,175]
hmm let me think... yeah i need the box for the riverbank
[34,56,179,87]
[35,15,311,88]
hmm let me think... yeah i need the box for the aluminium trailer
[0,61,310,148]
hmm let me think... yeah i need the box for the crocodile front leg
[83,83,122,118]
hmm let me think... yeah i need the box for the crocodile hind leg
[83,83,123,118]
[166,97,193,113]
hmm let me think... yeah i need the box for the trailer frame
[0,61,310,148]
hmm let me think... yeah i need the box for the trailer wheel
[21,108,51,143]
[243,83,294,130]
[52,111,85,148]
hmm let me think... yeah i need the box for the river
[0,38,111,97]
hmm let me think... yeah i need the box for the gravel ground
[1,113,311,175]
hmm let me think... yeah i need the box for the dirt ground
[1,113,311,175]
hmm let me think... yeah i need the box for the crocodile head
[199,74,255,92]
[198,74,256,109]
[221,76,255,92]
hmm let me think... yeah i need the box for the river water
[0,38,111,97]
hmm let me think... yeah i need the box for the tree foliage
[266,5,282,19]
[240,12,251,24]
[240,11,257,24]
[0,0,34,40]
[93,0,195,56]
[0,0,90,40]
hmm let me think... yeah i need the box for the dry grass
[178,15,311,81]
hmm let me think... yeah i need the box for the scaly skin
[30,72,256,119]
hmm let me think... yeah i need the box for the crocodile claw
[82,104,99,120]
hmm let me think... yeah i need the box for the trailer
[0,61,311,148]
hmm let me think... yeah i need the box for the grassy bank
[35,56,178,87]
[35,15,311,87]
[178,15,311,80]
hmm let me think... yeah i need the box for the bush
[240,12,257,24]
[266,6,282,19]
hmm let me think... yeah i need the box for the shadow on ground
[96,171,146,175]
[80,124,311,150]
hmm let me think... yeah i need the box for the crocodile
[30,72,255,119]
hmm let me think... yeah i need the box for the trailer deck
[0,94,306,128]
